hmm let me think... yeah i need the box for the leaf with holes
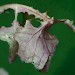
[0,4,75,72]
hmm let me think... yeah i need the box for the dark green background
[0,0,75,75]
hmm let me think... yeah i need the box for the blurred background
[0,0,75,75]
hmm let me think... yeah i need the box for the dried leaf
[0,4,75,72]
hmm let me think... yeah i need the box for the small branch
[53,19,75,32]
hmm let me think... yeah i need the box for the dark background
[0,0,75,75]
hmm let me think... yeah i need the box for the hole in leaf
[18,12,26,27]
[31,19,41,28]
[18,12,36,27]
[0,9,15,27]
